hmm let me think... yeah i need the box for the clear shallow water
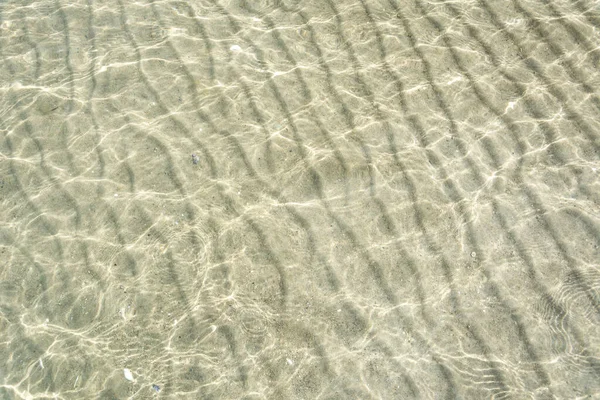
[0,0,599,398]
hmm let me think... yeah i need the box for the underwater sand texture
[1,0,600,398]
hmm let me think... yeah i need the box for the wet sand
[1,0,599,398]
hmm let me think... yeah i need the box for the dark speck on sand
[192,153,199,165]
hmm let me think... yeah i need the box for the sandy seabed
[1,0,600,398]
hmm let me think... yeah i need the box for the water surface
[1,0,600,398]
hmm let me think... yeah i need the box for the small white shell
[124,368,134,382]
[230,44,242,52]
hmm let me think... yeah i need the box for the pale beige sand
[1,0,599,398]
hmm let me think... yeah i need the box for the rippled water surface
[1,0,600,398]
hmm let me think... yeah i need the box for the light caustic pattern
[0,0,599,398]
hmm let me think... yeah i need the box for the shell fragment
[124,368,134,382]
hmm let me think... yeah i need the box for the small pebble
[230,44,242,52]
[152,384,161,392]
[192,153,199,165]
[470,251,477,258]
